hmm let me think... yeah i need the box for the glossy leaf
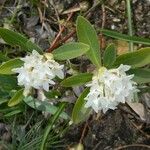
[61,73,92,87]
[113,47,150,68]
[103,43,116,68]
[128,68,150,84]
[0,58,24,74]
[0,28,42,53]
[52,42,89,60]
[101,29,150,45]
[72,88,91,124]
[77,16,101,68]
[8,89,24,107]
[23,96,69,119]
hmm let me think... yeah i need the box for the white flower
[12,50,64,96]
[84,64,138,113]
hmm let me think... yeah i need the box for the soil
[0,0,150,150]
[65,109,150,150]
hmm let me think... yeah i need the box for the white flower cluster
[13,50,64,96]
[85,64,138,113]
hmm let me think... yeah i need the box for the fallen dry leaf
[127,102,146,121]
[115,40,129,55]
[115,40,138,55]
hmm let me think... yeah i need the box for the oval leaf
[113,47,150,68]
[8,89,24,107]
[0,28,42,53]
[77,16,101,68]
[72,88,91,124]
[0,58,24,74]
[101,29,150,45]
[128,68,150,84]
[23,96,69,119]
[103,43,116,68]
[26,40,42,53]
[52,42,89,60]
[61,73,92,87]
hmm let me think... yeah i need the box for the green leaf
[72,88,91,124]
[61,73,92,87]
[113,47,150,68]
[23,96,69,119]
[103,43,116,68]
[101,29,150,45]
[4,109,23,117]
[40,103,66,150]
[26,40,42,52]
[8,89,24,107]
[52,42,89,60]
[128,68,150,84]
[0,58,24,74]
[0,28,42,53]
[0,75,18,91]
[77,16,101,67]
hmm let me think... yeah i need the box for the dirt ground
[0,0,150,149]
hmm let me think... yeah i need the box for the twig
[38,2,47,31]
[100,4,106,50]
[115,144,150,150]
[79,122,89,143]
[48,29,76,51]
[38,7,43,24]
[101,4,106,29]
[119,104,150,138]
[50,0,62,31]
[131,121,150,138]
[47,0,103,52]
[47,12,74,52]
[118,103,145,123]
[126,0,134,51]
[10,0,22,24]
[93,141,102,150]
[0,0,7,15]
[84,0,102,16]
